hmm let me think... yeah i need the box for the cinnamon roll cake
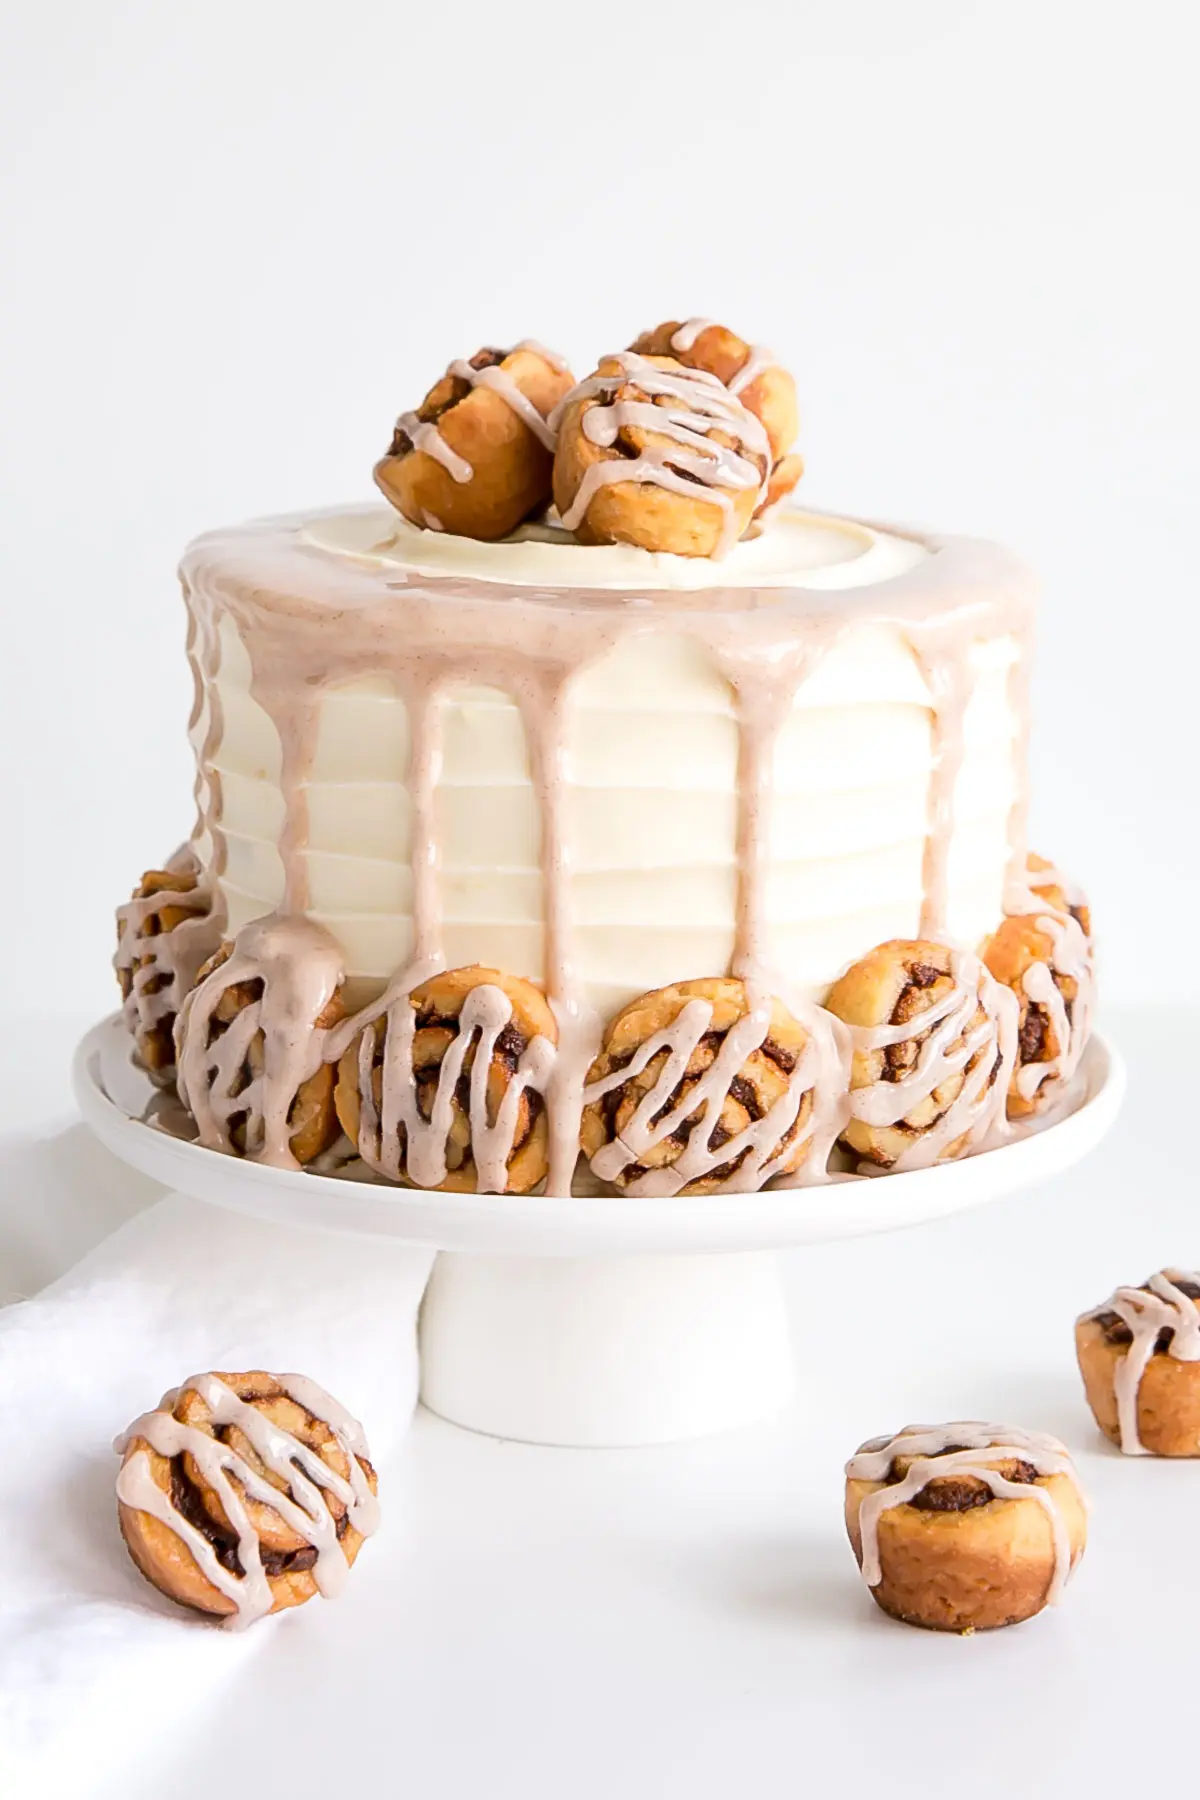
[111,314,1094,1194]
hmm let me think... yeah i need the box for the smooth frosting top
[302,504,929,592]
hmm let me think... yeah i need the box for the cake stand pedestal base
[418,1250,794,1446]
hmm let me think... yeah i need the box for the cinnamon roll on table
[116,1371,378,1628]
[1076,1270,1200,1455]
[845,1422,1088,1631]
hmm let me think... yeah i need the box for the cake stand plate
[73,1016,1124,1447]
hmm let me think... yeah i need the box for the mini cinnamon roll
[551,353,772,557]
[629,317,800,464]
[114,859,221,1081]
[984,913,1092,1119]
[174,916,346,1169]
[333,964,557,1193]
[824,940,1016,1170]
[579,976,849,1195]
[1023,851,1093,944]
[1076,1271,1200,1455]
[845,1423,1088,1631]
[115,1371,379,1628]
[375,341,574,542]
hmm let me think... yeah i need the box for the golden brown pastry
[1025,851,1093,943]
[844,1422,1088,1632]
[824,939,1014,1170]
[629,318,802,516]
[174,919,346,1168]
[1076,1270,1200,1455]
[984,914,1092,1119]
[375,342,574,541]
[114,860,220,1081]
[580,975,841,1195]
[334,964,557,1193]
[551,353,772,557]
[116,1371,379,1628]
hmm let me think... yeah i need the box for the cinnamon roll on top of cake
[114,853,221,1082]
[579,976,850,1195]
[844,1422,1088,1632]
[824,940,1016,1171]
[174,916,346,1170]
[331,964,558,1194]
[550,353,772,556]
[115,1371,379,1628]
[375,341,574,541]
[1076,1271,1200,1455]
[629,317,803,515]
[984,852,1095,1119]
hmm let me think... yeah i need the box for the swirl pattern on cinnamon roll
[1076,1270,1200,1455]
[174,916,346,1169]
[629,318,802,515]
[550,353,771,557]
[985,853,1094,1117]
[331,964,557,1193]
[375,341,574,541]
[844,1422,1088,1631]
[824,940,1016,1171]
[579,976,850,1196]
[114,850,221,1081]
[115,1371,379,1628]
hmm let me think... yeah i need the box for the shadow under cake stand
[73,1015,1124,1448]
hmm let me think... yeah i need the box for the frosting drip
[115,1373,379,1630]
[1080,1271,1200,1453]
[174,914,345,1169]
[845,951,1017,1171]
[847,1421,1083,1603]
[551,353,770,556]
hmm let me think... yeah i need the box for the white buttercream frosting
[302,505,928,592]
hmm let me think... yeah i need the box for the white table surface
[2,1004,1190,1800]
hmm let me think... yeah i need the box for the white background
[2,7,1199,1796]
[2,0,1198,1022]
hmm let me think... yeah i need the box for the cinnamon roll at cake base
[985,853,1095,1119]
[1076,1271,1200,1455]
[174,917,346,1169]
[845,1422,1088,1631]
[579,975,850,1195]
[114,854,221,1081]
[551,353,772,557]
[332,964,558,1194]
[629,317,802,515]
[824,940,1016,1171]
[376,341,574,541]
[115,1371,379,1628]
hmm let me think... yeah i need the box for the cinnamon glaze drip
[176,508,1036,1193]
[847,1423,1083,1602]
[115,1372,378,1630]
[1080,1272,1200,1453]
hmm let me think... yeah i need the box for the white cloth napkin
[0,1192,435,1795]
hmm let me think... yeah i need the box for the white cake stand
[73,1015,1124,1447]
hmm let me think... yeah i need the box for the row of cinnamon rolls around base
[114,854,1094,1195]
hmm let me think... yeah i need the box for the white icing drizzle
[395,342,568,484]
[846,950,1018,1171]
[847,1422,1083,1604]
[668,318,781,400]
[550,353,770,557]
[1004,855,1094,1105]
[175,915,345,1169]
[329,980,556,1192]
[582,982,850,1196]
[114,851,222,1062]
[1079,1271,1200,1454]
[115,1373,379,1631]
